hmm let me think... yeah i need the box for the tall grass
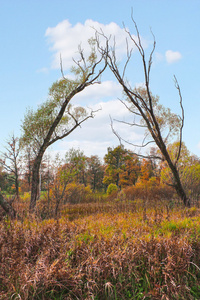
[0,201,200,299]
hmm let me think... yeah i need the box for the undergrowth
[0,202,200,299]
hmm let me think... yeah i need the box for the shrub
[64,182,92,204]
[123,181,174,205]
[106,183,118,195]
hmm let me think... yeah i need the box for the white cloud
[72,80,123,105]
[165,50,182,64]
[45,19,148,70]
[44,19,150,158]
[55,99,144,159]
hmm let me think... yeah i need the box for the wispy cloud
[72,80,123,105]
[165,50,182,64]
[36,67,49,74]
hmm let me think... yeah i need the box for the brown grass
[0,201,200,299]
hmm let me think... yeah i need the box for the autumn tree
[50,149,87,216]
[161,142,200,203]
[0,135,21,218]
[182,162,200,203]
[86,155,104,191]
[48,154,76,216]
[103,145,140,189]
[21,39,108,212]
[97,15,190,207]
[54,151,104,195]
[139,159,154,183]
[119,149,141,187]
[65,148,87,185]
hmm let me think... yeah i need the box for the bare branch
[110,115,122,145]
[118,98,142,117]
[110,118,155,148]
[122,38,133,80]
[174,75,184,165]
[113,119,148,128]
[147,28,156,81]
[48,108,101,147]
[60,54,67,79]
[121,136,156,148]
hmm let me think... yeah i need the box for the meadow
[0,197,200,300]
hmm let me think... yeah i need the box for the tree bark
[157,140,190,207]
[29,150,45,212]
[168,160,191,207]
[15,171,19,199]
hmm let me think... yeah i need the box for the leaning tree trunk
[29,151,45,212]
[159,142,191,207]
[169,162,191,207]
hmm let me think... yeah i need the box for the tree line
[0,15,197,217]
[1,139,200,218]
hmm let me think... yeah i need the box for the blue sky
[0,0,200,159]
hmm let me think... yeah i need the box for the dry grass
[0,201,200,299]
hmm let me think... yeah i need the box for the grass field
[0,200,200,299]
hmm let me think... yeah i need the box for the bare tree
[21,39,108,212]
[97,15,190,207]
[0,134,21,218]
[21,146,33,191]
[0,134,21,198]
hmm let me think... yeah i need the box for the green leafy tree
[21,40,107,212]
[103,145,126,188]
[107,183,118,195]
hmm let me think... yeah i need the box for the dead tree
[97,15,190,207]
